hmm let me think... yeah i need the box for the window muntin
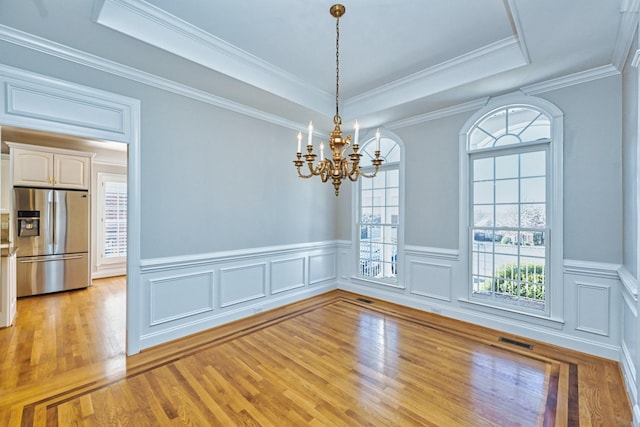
[467,105,551,312]
[470,147,548,311]
[468,106,551,151]
[357,136,400,283]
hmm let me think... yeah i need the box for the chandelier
[293,4,383,196]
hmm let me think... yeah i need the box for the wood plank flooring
[0,277,632,426]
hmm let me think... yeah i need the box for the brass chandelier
[293,4,383,196]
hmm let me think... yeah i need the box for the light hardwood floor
[0,276,633,426]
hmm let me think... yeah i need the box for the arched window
[355,133,403,285]
[461,98,563,318]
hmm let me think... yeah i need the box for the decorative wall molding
[138,241,338,350]
[0,24,304,133]
[632,49,640,68]
[140,241,338,273]
[149,271,214,326]
[0,63,135,142]
[220,263,267,308]
[404,245,460,261]
[386,98,489,130]
[613,1,640,70]
[345,37,528,118]
[618,266,639,300]
[95,0,332,115]
[563,259,622,279]
[575,281,610,336]
[407,260,453,302]
[521,65,620,95]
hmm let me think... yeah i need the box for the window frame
[352,130,405,289]
[97,172,127,267]
[459,96,564,323]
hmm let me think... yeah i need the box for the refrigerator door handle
[19,255,85,263]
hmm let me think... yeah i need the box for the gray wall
[0,41,338,260]
[540,76,622,263]
[338,76,624,264]
[623,34,639,277]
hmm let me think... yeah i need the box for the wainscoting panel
[408,260,453,302]
[138,242,337,349]
[309,253,337,285]
[271,257,305,294]
[340,245,625,360]
[149,271,214,326]
[575,282,610,336]
[220,263,267,308]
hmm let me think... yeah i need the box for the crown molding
[521,65,620,95]
[386,98,489,130]
[344,36,528,118]
[95,0,332,114]
[0,24,306,132]
[633,49,640,68]
[612,1,640,70]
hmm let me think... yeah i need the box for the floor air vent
[356,298,373,304]
[499,336,533,350]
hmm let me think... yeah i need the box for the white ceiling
[0,0,637,133]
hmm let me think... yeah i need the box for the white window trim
[351,128,406,289]
[97,172,127,267]
[459,95,564,322]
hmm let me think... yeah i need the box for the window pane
[372,189,385,206]
[474,181,493,204]
[473,158,494,181]
[495,154,518,179]
[372,173,385,189]
[519,115,550,143]
[386,169,399,187]
[385,188,399,206]
[495,179,518,203]
[495,204,518,227]
[521,204,546,228]
[521,151,546,177]
[521,177,545,202]
[474,205,494,227]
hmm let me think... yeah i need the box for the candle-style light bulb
[375,129,381,151]
[354,121,360,146]
[308,121,313,148]
[297,131,302,153]
[320,142,325,161]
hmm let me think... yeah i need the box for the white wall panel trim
[148,271,215,326]
[575,281,611,336]
[0,24,305,133]
[563,259,621,279]
[404,245,460,261]
[408,260,453,302]
[0,63,135,142]
[140,241,337,273]
[340,280,620,360]
[219,263,267,308]
[139,283,335,349]
[521,65,620,95]
[619,266,639,300]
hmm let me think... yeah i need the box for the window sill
[458,297,565,330]
[349,275,405,291]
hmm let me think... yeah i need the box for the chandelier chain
[335,15,340,120]
[293,4,383,196]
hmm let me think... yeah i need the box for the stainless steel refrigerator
[14,187,90,297]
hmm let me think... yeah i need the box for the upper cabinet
[8,144,93,190]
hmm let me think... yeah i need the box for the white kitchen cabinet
[10,146,91,190]
[0,249,17,328]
